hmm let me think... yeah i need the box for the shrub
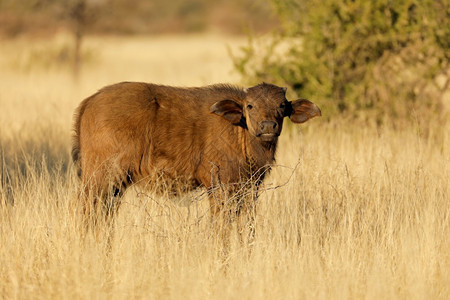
[232,0,449,123]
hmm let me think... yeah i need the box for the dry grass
[0,33,449,299]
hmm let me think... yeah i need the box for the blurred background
[0,0,278,36]
[0,0,448,125]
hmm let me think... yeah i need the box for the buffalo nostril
[260,120,278,132]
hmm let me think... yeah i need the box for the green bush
[232,0,449,122]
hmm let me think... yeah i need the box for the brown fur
[72,82,321,238]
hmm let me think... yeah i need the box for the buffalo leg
[79,166,126,237]
[208,192,234,258]
[236,195,256,247]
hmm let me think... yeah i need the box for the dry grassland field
[0,33,449,299]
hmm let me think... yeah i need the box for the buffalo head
[210,83,321,142]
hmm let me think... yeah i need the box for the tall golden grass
[0,34,449,299]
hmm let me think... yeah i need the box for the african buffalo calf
[72,82,321,240]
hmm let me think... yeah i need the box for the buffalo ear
[287,99,321,123]
[210,100,243,124]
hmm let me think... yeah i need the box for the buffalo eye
[247,104,253,110]
[279,102,286,109]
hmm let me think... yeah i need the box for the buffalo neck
[237,125,278,172]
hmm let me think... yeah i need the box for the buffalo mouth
[257,132,279,142]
